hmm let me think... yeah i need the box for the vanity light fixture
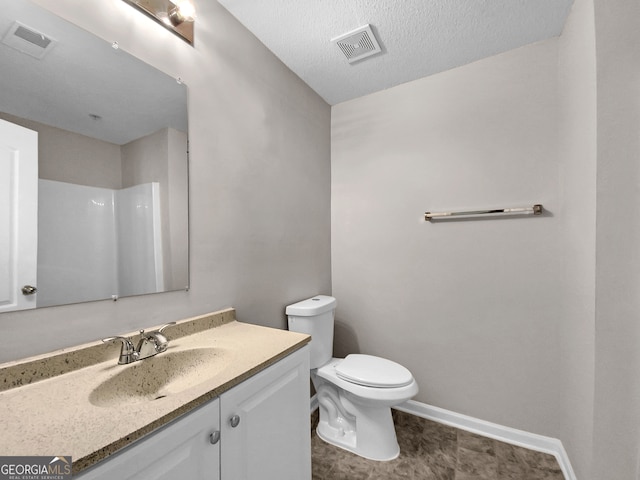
[166,0,196,27]
[122,0,195,45]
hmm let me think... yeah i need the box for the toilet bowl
[286,295,418,461]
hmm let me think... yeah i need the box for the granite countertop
[0,309,310,474]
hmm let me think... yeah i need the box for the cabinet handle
[209,431,220,445]
[229,415,240,428]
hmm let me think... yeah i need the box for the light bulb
[168,0,195,20]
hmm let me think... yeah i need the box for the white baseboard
[394,400,576,480]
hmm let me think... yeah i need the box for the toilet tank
[286,295,336,369]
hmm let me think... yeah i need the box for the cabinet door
[221,346,310,480]
[77,398,221,480]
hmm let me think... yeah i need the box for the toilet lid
[335,354,414,388]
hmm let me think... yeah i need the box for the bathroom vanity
[77,346,309,479]
[0,309,311,479]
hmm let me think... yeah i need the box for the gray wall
[332,36,566,441]
[0,0,331,362]
[593,0,640,478]
[557,0,596,477]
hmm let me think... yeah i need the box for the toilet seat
[335,354,414,388]
[316,357,418,404]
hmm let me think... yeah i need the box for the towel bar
[425,204,543,221]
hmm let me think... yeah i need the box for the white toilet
[286,295,418,461]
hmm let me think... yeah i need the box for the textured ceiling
[217,0,574,105]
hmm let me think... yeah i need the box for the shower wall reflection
[38,180,165,307]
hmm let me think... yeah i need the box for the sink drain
[154,395,167,400]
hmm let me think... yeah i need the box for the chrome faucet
[102,322,176,364]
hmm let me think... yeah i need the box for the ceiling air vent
[332,24,382,64]
[2,22,55,59]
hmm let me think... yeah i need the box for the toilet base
[316,425,400,461]
[315,392,400,461]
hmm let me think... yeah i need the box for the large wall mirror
[0,0,189,313]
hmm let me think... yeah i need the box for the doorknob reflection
[21,285,37,295]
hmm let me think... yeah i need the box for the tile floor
[311,409,565,480]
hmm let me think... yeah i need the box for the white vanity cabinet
[220,345,311,480]
[76,346,310,480]
[75,398,221,480]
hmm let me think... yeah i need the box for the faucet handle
[102,335,133,348]
[102,336,138,364]
[158,322,176,334]
[145,322,176,354]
